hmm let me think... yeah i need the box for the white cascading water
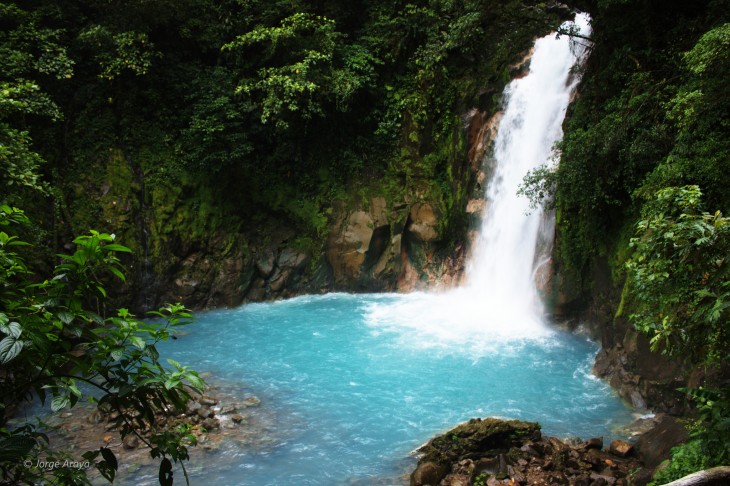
[365,15,592,352]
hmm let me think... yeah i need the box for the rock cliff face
[324,197,471,293]
[67,98,504,312]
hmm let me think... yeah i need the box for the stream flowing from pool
[151,13,637,485]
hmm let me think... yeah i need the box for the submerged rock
[123,435,139,450]
[241,396,261,408]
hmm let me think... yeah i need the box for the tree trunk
[662,467,730,486]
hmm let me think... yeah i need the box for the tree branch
[556,27,594,43]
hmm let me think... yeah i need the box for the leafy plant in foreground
[0,205,204,485]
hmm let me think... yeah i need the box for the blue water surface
[151,292,635,485]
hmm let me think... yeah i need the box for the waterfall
[465,13,592,323]
[365,15,592,352]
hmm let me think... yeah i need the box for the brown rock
[474,456,501,476]
[268,268,290,292]
[196,406,213,419]
[466,199,486,214]
[186,401,201,414]
[609,440,634,457]
[586,437,604,450]
[242,396,261,407]
[574,475,591,486]
[326,210,373,284]
[202,418,220,431]
[123,435,139,450]
[410,461,443,486]
[255,251,275,277]
[590,471,616,485]
[408,203,439,242]
[219,405,239,415]
[200,396,218,406]
[277,248,308,271]
[87,409,104,424]
[636,414,689,468]
[443,474,468,486]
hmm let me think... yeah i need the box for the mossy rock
[418,418,541,467]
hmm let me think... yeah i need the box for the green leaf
[68,381,82,398]
[164,378,181,390]
[0,321,22,338]
[159,457,173,486]
[98,446,118,482]
[100,446,118,470]
[0,435,36,462]
[185,373,205,391]
[110,347,124,361]
[167,358,182,370]
[57,311,75,325]
[103,243,132,253]
[129,335,146,350]
[108,266,126,281]
[51,394,70,412]
[0,335,23,363]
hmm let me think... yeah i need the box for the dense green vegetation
[0,205,203,484]
[1,0,567,272]
[1,0,570,482]
[521,0,730,481]
[3,0,729,483]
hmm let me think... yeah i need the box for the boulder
[410,461,444,486]
[277,247,308,271]
[242,396,261,408]
[408,203,439,242]
[200,396,218,406]
[202,417,220,431]
[231,414,246,424]
[609,440,634,457]
[466,199,486,215]
[186,400,201,414]
[122,435,139,450]
[586,437,604,450]
[636,414,688,469]
[255,250,275,277]
[196,406,213,419]
[326,210,374,284]
[268,268,290,292]
[416,418,541,472]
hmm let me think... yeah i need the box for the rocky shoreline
[29,378,284,484]
[409,418,648,486]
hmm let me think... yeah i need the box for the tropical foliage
[520,1,730,480]
[0,205,203,484]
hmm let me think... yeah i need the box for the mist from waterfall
[364,14,592,352]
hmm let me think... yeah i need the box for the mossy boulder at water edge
[412,418,541,484]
